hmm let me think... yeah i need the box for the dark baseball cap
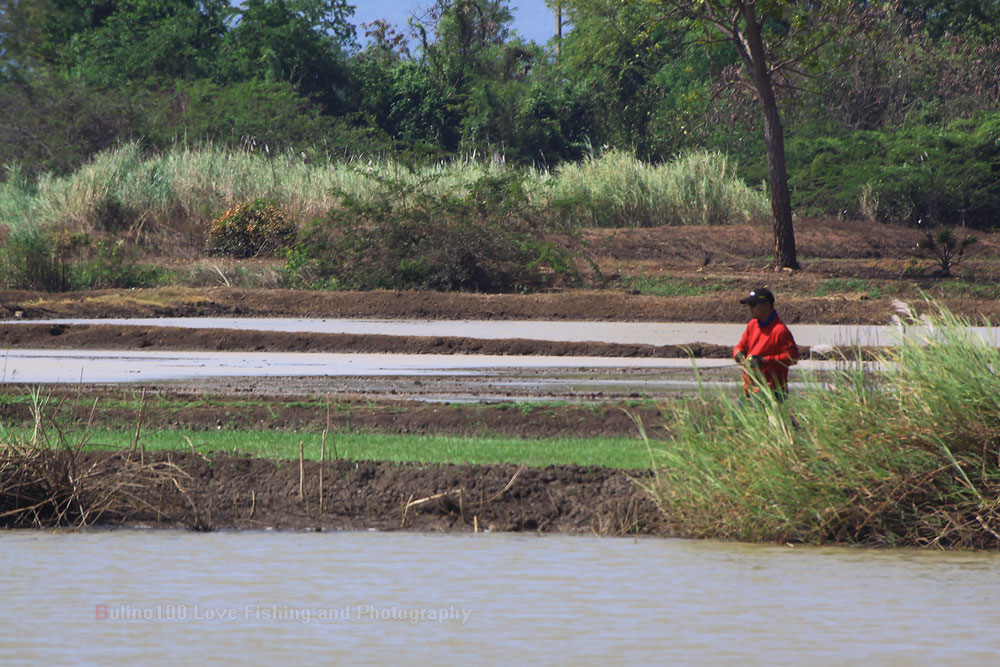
[740,288,775,305]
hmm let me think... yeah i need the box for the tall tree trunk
[739,4,799,270]
[555,1,563,57]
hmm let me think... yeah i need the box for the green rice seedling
[620,275,736,296]
[0,427,654,470]
[812,278,885,299]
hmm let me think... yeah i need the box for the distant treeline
[2,0,1000,227]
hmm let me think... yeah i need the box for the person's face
[749,300,772,319]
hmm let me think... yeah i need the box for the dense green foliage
[208,198,296,258]
[286,169,578,292]
[0,228,166,290]
[2,0,1000,227]
[788,115,1000,226]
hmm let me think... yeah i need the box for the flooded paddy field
[1,347,849,402]
[5,316,919,346]
[2,307,996,550]
[0,316,919,402]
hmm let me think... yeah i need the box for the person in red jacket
[733,287,798,400]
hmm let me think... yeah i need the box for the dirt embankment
[3,285,999,328]
[2,450,661,535]
[0,287,892,323]
[0,322,739,358]
[0,391,671,439]
[0,286,1000,332]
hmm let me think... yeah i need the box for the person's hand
[747,355,764,369]
[734,351,746,365]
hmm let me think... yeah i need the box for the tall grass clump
[0,389,210,529]
[2,145,770,245]
[0,229,74,291]
[644,302,1000,548]
[0,144,517,237]
[540,149,769,227]
[0,165,42,235]
[0,228,166,291]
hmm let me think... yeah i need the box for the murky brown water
[3,531,998,663]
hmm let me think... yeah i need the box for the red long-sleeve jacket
[733,311,798,393]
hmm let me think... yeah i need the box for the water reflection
[3,531,998,663]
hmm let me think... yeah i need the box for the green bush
[88,195,139,234]
[278,244,341,291]
[0,229,74,291]
[787,113,1000,228]
[207,199,297,258]
[0,230,164,291]
[286,170,579,292]
[75,240,168,289]
[914,226,977,277]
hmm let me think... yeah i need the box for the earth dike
[1,448,661,536]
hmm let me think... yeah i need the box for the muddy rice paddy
[2,218,999,534]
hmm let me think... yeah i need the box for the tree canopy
[2,0,1000,230]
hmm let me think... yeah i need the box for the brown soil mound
[3,449,661,535]
[4,287,998,325]
[0,322,734,358]
[0,287,861,322]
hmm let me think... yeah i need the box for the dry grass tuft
[0,391,212,530]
